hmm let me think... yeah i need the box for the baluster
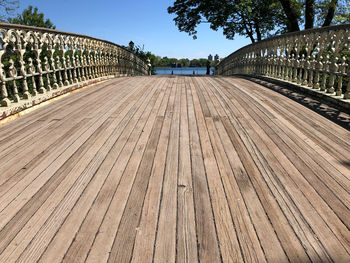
[66,56,73,84]
[56,57,63,87]
[90,54,95,78]
[62,55,69,86]
[291,54,297,82]
[320,55,330,92]
[314,51,322,90]
[50,55,58,89]
[19,50,30,99]
[27,58,38,96]
[87,55,92,79]
[8,59,19,102]
[75,54,81,82]
[327,56,338,93]
[303,54,309,86]
[297,54,304,85]
[81,54,86,81]
[336,57,347,96]
[0,65,10,106]
[43,57,52,91]
[308,54,315,87]
[71,54,78,83]
[37,54,46,94]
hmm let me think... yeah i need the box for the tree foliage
[168,0,350,43]
[168,0,283,43]
[0,0,18,21]
[8,5,55,29]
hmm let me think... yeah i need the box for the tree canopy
[168,0,350,43]
[0,0,18,21]
[8,5,55,29]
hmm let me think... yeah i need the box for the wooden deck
[0,76,349,263]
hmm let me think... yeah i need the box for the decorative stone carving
[216,24,350,100]
[0,23,150,107]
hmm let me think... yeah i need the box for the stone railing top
[0,22,151,119]
[219,23,350,65]
[216,23,350,108]
[0,22,132,54]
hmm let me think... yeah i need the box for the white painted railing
[216,24,350,101]
[0,22,151,113]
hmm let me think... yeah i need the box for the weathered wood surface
[0,75,349,263]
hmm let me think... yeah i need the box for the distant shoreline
[153,66,208,68]
[154,67,215,75]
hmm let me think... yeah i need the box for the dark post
[206,60,210,75]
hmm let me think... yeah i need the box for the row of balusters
[1,51,150,106]
[217,26,350,100]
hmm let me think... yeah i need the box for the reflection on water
[154,67,215,75]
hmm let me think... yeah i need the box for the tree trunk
[305,0,315,29]
[245,24,256,43]
[241,14,256,43]
[279,0,300,32]
[254,19,262,41]
[322,0,338,27]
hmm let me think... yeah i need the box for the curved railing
[0,22,151,112]
[216,24,350,103]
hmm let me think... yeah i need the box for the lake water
[154,67,215,75]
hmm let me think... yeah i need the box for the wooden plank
[0,76,349,263]
[0,79,158,262]
[0,77,131,142]
[176,78,198,263]
[190,77,244,263]
[220,77,350,232]
[186,77,221,263]
[237,77,350,143]
[224,77,350,161]
[234,80,350,209]
[39,78,163,263]
[130,78,173,263]
[203,78,291,262]
[205,77,330,262]
[196,77,267,263]
[0,79,150,225]
[152,79,180,263]
[15,79,159,263]
[0,78,149,186]
[77,77,167,263]
[107,116,163,262]
[212,77,350,261]
[243,81,350,182]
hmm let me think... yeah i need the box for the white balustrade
[216,24,350,100]
[0,22,151,107]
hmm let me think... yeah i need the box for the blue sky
[14,0,251,59]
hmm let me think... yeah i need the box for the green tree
[168,0,282,43]
[179,58,190,67]
[8,5,55,28]
[0,0,18,21]
[279,0,350,30]
[168,0,350,43]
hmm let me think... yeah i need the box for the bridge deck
[0,76,349,262]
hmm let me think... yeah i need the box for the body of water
[154,67,215,75]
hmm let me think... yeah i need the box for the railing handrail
[0,22,135,57]
[219,23,350,66]
[0,22,151,119]
[216,23,350,107]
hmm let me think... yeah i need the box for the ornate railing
[0,22,151,111]
[216,24,350,102]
